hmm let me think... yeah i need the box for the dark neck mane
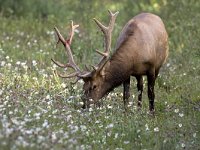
[104,53,131,91]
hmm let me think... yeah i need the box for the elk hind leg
[136,75,143,109]
[147,72,156,113]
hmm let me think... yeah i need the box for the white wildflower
[52,64,57,69]
[174,108,179,113]
[9,111,13,115]
[89,107,93,112]
[25,130,33,135]
[37,135,45,143]
[6,95,9,100]
[193,133,196,138]
[46,94,50,100]
[4,98,9,103]
[80,125,87,132]
[6,56,9,60]
[115,148,123,150]
[32,60,37,66]
[43,73,48,78]
[107,105,113,109]
[79,101,84,105]
[0,90,3,96]
[166,63,170,67]
[154,127,159,132]
[27,42,31,46]
[71,126,79,133]
[7,63,11,68]
[98,125,103,128]
[95,120,100,124]
[78,80,83,84]
[21,62,28,70]
[11,118,19,125]
[66,114,72,122]
[21,62,26,67]
[34,112,41,118]
[1,61,6,66]
[181,143,185,148]
[52,132,57,142]
[107,132,111,137]
[163,139,167,143]
[61,83,66,88]
[178,123,182,128]
[52,109,58,114]
[137,129,141,133]
[179,113,184,117]
[105,116,109,119]
[16,61,21,65]
[42,120,49,128]
[107,123,114,129]
[114,133,118,139]
[145,124,149,131]
[33,77,37,81]
[124,141,130,144]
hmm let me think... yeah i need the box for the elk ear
[99,67,106,77]
[82,76,92,82]
[99,61,110,77]
[79,71,94,82]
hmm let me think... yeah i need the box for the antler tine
[54,27,66,46]
[51,58,68,68]
[55,70,79,78]
[51,27,69,69]
[93,10,119,71]
[69,21,79,45]
[52,22,82,80]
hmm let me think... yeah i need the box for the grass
[0,1,200,150]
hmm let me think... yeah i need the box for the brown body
[52,11,168,112]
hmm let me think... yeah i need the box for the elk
[52,10,168,113]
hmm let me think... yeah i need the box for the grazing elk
[52,10,168,113]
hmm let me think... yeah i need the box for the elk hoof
[148,109,155,117]
[82,103,87,109]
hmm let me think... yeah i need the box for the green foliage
[0,0,200,149]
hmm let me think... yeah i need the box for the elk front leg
[81,98,88,109]
[136,76,143,109]
[81,95,90,109]
[123,77,130,109]
[147,72,156,113]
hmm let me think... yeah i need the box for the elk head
[52,10,119,108]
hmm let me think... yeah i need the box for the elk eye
[89,85,97,91]
[93,85,97,90]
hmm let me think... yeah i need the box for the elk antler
[52,21,84,81]
[93,10,119,72]
[52,10,119,82]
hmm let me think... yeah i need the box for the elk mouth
[81,94,103,109]
[81,95,93,109]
